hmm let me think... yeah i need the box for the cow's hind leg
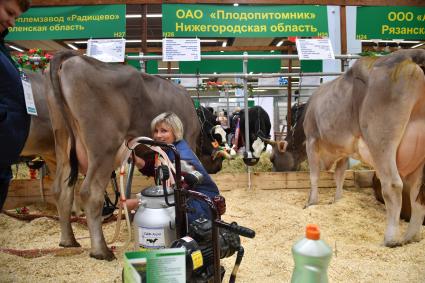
[55,168,80,247]
[373,164,403,247]
[363,120,403,246]
[305,138,320,207]
[333,157,348,203]
[403,165,425,244]
[53,135,80,248]
[80,156,116,261]
[359,61,422,247]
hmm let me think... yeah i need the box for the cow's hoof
[331,197,342,204]
[403,235,421,245]
[303,203,315,209]
[383,240,402,248]
[59,240,81,248]
[303,200,318,209]
[90,250,116,261]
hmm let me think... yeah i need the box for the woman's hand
[122,198,140,212]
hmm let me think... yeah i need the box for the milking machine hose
[125,152,136,199]
[215,220,255,239]
[229,246,244,283]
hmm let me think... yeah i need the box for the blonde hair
[151,112,184,141]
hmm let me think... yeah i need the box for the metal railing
[125,52,360,158]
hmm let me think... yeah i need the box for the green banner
[180,51,281,74]
[356,6,425,40]
[7,5,126,40]
[300,60,322,72]
[162,4,328,38]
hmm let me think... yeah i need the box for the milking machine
[129,138,255,283]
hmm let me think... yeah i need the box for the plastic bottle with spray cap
[291,224,332,283]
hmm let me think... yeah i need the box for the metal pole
[39,165,45,202]
[287,46,293,131]
[190,94,314,99]
[212,211,220,283]
[242,52,253,190]
[141,4,147,54]
[242,52,250,158]
[140,4,147,73]
[127,54,361,61]
[340,5,348,72]
[342,58,350,72]
[225,88,230,128]
[153,72,343,79]
[139,52,145,73]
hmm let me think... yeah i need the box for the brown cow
[46,51,201,260]
[303,49,425,247]
[270,101,425,226]
[269,103,307,172]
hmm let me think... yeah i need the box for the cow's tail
[49,51,80,186]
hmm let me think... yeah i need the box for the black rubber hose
[229,246,245,283]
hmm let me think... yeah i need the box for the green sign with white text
[356,6,425,40]
[162,4,328,38]
[7,5,126,40]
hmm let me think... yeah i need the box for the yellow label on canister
[191,250,203,270]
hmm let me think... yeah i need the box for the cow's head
[196,107,234,174]
[268,102,308,172]
[236,106,271,165]
[211,125,226,146]
[267,139,298,171]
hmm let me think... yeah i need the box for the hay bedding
[1,187,425,282]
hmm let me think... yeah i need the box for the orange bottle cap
[306,224,320,240]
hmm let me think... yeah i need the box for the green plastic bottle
[291,224,332,283]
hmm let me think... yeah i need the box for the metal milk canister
[133,185,176,250]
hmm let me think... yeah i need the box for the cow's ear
[277,140,288,153]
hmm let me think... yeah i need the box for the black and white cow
[196,106,231,173]
[230,106,271,163]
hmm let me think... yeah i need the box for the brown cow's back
[59,56,199,150]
